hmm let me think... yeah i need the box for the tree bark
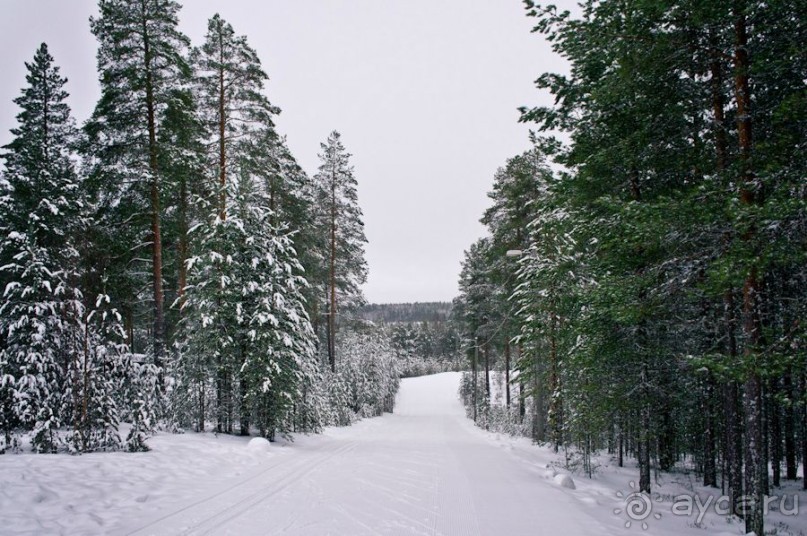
[218,24,227,222]
[723,290,744,514]
[733,3,764,532]
[142,3,165,381]
[802,372,807,490]
[483,343,490,399]
[517,344,526,422]
[703,375,717,487]
[712,30,744,507]
[783,372,797,480]
[472,344,478,423]
[548,303,562,451]
[240,370,250,436]
[197,380,205,432]
[177,175,188,312]
[769,378,782,488]
[638,363,651,494]
[328,167,337,372]
[532,348,544,443]
[504,340,511,408]
[782,371,798,480]
[216,364,224,433]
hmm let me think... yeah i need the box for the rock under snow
[246,437,271,451]
[553,473,576,489]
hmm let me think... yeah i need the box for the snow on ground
[0,372,803,535]
[482,371,806,536]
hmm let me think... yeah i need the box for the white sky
[0,0,572,304]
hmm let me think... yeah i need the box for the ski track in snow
[2,373,616,535]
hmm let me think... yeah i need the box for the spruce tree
[0,44,83,453]
[182,167,318,439]
[0,44,127,453]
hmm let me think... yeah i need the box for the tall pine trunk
[213,26,229,429]
[703,374,717,487]
[723,293,744,513]
[733,3,765,533]
[472,344,478,423]
[517,344,526,422]
[240,372,250,436]
[483,343,490,399]
[217,29,227,223]
[532,350,544,443]
[548,301,562,452]
[197,380,205,432]
[783,372,797,480]
[802,372,807,490]
[711,33,744,506]
[504,339,511,408]
[328,169,337,372]
[142,6,166,382]
[638,362,652,494]
[177,176,188,311]
[769,379,782,488]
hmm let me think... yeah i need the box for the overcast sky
[0,0,571,304]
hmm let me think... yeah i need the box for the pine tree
[85,0,192,387]
[312,131,368,372]
[192,13,280,222]
[185,14,310,435]
[456,238,499,423]
[481,150,549,411]
[192,15,322,351]
[504,1,806,527]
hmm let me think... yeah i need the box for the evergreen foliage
[312,131,369,372]
[0,3,392,454]
[85,0,193,379]
[454,2,806,533]
[0,44,135,454]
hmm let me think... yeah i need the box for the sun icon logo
[613,481,663,530]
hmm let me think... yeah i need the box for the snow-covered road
[122,373,609,536]
[5,372,803,535]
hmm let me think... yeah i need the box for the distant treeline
[359,302,452,324]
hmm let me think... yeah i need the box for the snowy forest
[359,303,464,377]
[0,0,805,535]
[454,2,805,535]
[359,302,452,324]
[0,1,400,455]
